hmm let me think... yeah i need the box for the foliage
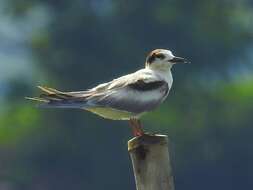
[0,0,253,190]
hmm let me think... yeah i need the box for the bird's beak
[170,56,190,64]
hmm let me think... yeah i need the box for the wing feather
[27,69,168,112]
[85,70,169,113]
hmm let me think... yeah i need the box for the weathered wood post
[128,134,175,190]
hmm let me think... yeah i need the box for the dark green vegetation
[1,0,253,190]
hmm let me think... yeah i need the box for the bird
[27,49,189,136]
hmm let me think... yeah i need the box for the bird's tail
[26,86,89,109]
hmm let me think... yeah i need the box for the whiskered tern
[27,49,189,136]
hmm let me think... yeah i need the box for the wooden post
[128,134,175,190]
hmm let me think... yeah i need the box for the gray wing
[26,72,144,108]
[28,70,169,112]
[85,71,169,113]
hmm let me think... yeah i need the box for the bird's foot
[129,118,144,137]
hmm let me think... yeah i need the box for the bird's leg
[129,118,144,137]
[135,119,144,136]
[129,119,138,137]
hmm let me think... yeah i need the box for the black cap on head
[146,50,166,65]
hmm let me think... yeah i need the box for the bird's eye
[147,52,166,64]
[155,53,165,59]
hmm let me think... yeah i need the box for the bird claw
[129,118,144,137]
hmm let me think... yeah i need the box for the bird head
[145,49,189,71]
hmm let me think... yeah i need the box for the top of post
[128,134,168,152]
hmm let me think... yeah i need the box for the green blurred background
[0,0,253,189]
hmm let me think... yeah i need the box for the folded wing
[86,70,169,113]
[27,69,169,113]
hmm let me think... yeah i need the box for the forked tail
[26,86,89,109]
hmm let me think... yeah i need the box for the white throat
[145,63,173,89]
[145,62,173,72]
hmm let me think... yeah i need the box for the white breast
[146,68,173,90]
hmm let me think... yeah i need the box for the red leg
[129,118,144,137]
[129,119,138,136]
